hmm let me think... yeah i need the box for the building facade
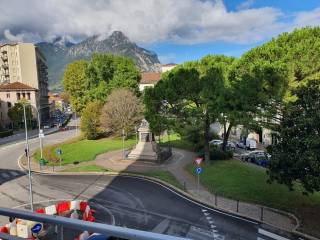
[0,43,49,121]
[0,82,38,128]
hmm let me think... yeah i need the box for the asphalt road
[0,128,299,240]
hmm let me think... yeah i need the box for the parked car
[236,141,246,149]
[226,141,236,150]
[241,150,271,167]
[209,139,223,145]
[245,138,257,150]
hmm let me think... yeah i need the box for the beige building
[139,72,161,91]
[161,63,177,73]
[0,82,38,127]
[0,43,49,121]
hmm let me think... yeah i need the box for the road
[0,129,298,239]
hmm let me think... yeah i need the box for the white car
[209,139,223,145]
[227,141,236,150]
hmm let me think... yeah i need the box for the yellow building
[0,43,49,121]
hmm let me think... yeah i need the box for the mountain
[36,31,161,91]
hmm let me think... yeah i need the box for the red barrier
[56,201,70,214]
[35,208,45,214]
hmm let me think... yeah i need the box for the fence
[188,189,297,231]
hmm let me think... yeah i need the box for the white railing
[0,207,189,240]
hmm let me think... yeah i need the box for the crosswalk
[0,170,25,184]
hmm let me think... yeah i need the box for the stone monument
[127,119,158,161]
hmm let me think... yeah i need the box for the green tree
[144,55,235,163]
[63,54,141,114]
[62,60,89,114]
[8,102,32,128]
[268,80,320,193]
[80,101,103,140]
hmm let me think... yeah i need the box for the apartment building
[0,43,49,122]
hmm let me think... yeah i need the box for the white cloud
[237,0,255,10]
[293,7,320,28]
[0,0,318,45]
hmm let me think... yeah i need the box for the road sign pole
[197,173,199,195]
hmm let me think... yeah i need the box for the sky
[0,0,320,63]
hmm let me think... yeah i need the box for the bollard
[236,200,239,212]
[260,207,264,222]
[183,182,186,191]
[215,194,217,206]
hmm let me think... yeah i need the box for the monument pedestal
[127,120,158,162]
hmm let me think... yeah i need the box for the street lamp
[22,104,34,211]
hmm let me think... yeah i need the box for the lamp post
[122,129,125,159]
[23,104,34,211]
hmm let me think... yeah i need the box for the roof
[0,82,36,91]
[162,63,177,67]
[140,72,161,84]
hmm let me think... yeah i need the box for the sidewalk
[22,147,298,232]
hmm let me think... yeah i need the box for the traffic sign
[31,223,42,234]
[196,167,202,175]
[39,133,45,138]
[195,157,203,165]
[57,149,62,155]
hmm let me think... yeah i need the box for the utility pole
[75,112,78,136]
[122,129,125,159]
[23,104,34,211]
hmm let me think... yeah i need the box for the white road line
[204,212,210,216]
[257,237,267,240]
[201,209,207,212]
[258,229,290,240]
[206,216,212,220]
[209,220,214,224]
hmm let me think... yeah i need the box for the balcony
[1,62,9,69]
[0,207,187,240]
[1,54,8,61]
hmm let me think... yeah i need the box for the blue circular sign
[31,223,42,234]
[196,167,202,175]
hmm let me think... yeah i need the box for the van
[246,138,257,150]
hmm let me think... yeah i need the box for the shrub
[197,146,233,160]
[0,130,13,138]
[80,101,103,140]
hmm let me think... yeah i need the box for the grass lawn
[160,133,194,151]
[139,170,184,190]
[35,137,136,166]
[186,160,320,237]
[61,165,109,172]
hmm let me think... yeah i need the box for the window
[17,93,21,100]
[7,102,11,108]
[27,92,30,100]
[6,93,10,98]
[22,93,25,99]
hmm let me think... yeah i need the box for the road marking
[258,229,290,240]
[257,238,267,240]
[201,209,207,212]
[10,171,19,176]
[152,219,170,233]
[204,212,210,216]
[206,216,212,220]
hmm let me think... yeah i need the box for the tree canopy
[268,80,320,193]
[100,88,143,136]
[63,53,140,114]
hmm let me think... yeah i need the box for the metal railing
[0,207,189,240]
